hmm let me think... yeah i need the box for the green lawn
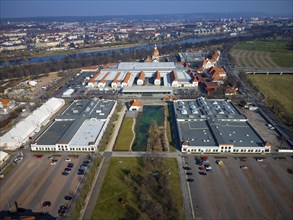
[272,52,293,68]
[234,40,290,52]
[114,117,134,151]
[247,74,293,122]
[232,40,293,68]
[92,157,184,220]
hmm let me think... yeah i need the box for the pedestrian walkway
[105,105,126,152]
[79,152,112,220]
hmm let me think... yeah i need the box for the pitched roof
[204,82,219,89]
[155,71,161,80]
[89,72,101,83]
[171,70,178,82]
[225,85,238,94]
[81,66,98,70]
[103,63,118,69]
[138,71,145,80]
[1,98,11,106]
[113,72,121,83]
[130,99,141,107]
[99,72,110,83]
[122,72,131,84]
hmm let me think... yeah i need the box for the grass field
[231,40,293,68]
[247,74,293,122]
[233,40,290,52]
[92,157,184,220]
[114,117,134,151]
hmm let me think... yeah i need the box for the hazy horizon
[1,0,292,19]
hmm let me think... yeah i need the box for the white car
[64,158,71,162]
[256,158,263,162]
[50,161,56,165]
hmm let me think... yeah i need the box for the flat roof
[69,120,105,146]
[174,98,265,148]
[36,99,116,146]
[122,86,172,93]
[118,62,176,70]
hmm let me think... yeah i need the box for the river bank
[0,34,232,66]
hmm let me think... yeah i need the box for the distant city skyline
[0,0,292,19]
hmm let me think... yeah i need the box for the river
[0,35,240,67]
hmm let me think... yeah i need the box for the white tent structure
[0,98,65,150]
[0,151,9,164]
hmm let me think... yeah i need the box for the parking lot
[183,154,293,220]
[237,107,291,152]
[0,152,89,218]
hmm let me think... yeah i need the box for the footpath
[78,105,126,220]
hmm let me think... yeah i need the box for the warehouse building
[0,98,65,150]
[174,97,271,154]
[93,62,196,93]
[31,99,116,152]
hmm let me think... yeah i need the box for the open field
[247,74,293,123]
[92,157,184,220]
[230,40,293,69]
[183,154,293,220]
[113,117,134,151]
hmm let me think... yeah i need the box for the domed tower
[152,44,159,62]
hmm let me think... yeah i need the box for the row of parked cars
[195,156,213,175]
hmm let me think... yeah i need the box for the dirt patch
[30,72,62,97]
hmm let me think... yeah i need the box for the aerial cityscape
[0,0,292,219]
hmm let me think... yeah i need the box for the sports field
[247,74,293,123]
[230,40,293,69]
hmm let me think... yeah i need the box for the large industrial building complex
[87,61,198,94]
[30,99,116,152]
[174,97,271,153]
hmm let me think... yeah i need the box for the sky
[0,0,292,19]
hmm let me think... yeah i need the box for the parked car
[64,158,71,162]
[67,163,74,168]
[199,172,207,175]
[42,201,51,207]
[62,169,70,175]
[205,166,213,171]
[58,205,67,216]
[78,170,85,175]
[201,156,208,161]
[199,167,205,171]
[216,160,224,165]
[240,165,248,170]
[50,161,56,166]
[187,178,194,182]
[256,158,263,162]
[64,195,73,201]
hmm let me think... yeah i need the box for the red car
[198,166,205,171]
[201,156,208,161]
